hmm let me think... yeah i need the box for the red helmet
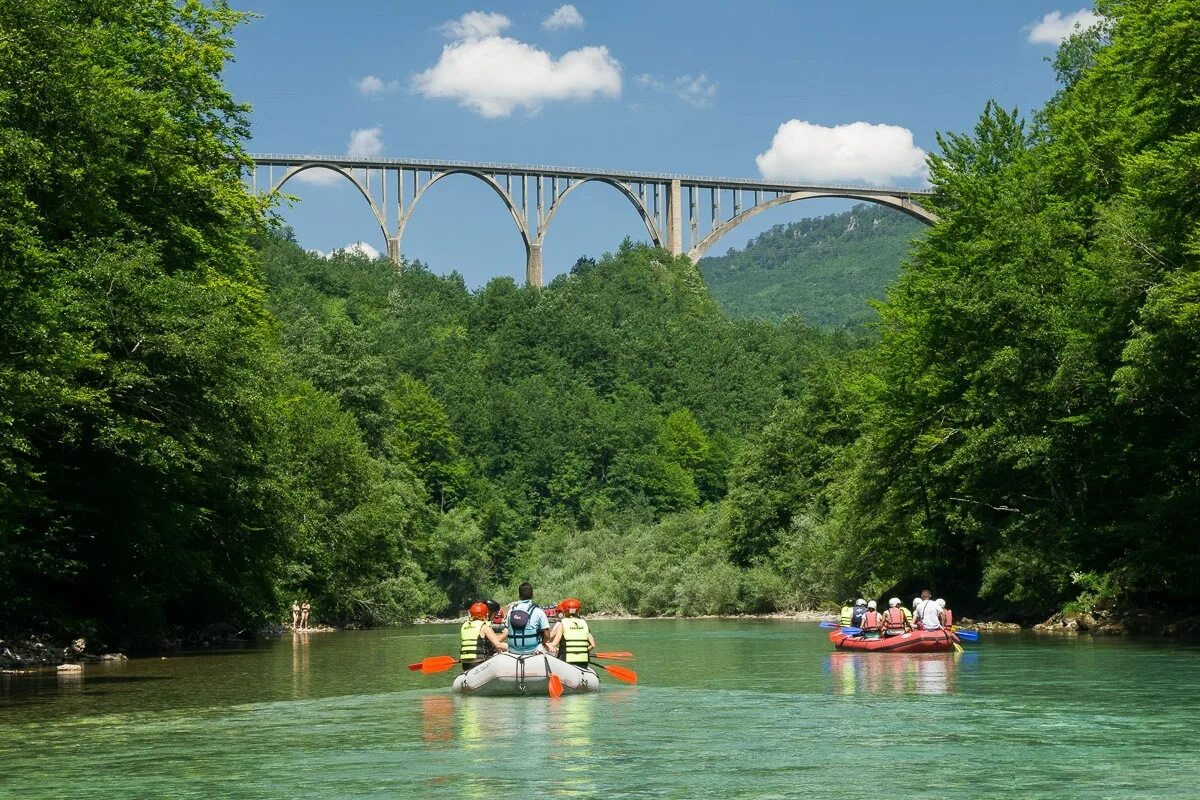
[469,602,489,620]
[562,598,582,615]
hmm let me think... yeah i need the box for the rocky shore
[1,636,127,673]
[1031,609,1200,636]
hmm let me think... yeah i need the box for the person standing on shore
[291,600,301,629]
[300,600,311,630]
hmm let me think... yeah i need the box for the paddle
[953,629,980,642]
[548,673,564,698]
[593,651,635,661]
[592,662,638,684]
[407,655,458,673]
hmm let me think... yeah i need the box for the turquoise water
[2,620,1199,798]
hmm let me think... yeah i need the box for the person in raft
[912,589,932,628]
[546,598,596,666]
[919,594,945,630]
[850,598,869,628]
[883,598,913,637]
[936,598,953,628]
[858,600,883,639]
[506,582,551,655]
[485,599,504,630]
[460,602,507,671]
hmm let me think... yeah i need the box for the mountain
[698,203,926,328]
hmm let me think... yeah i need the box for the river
[2,620,1199,798]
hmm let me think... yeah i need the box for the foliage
[0,0,281,641]
[4,0,1198,640]
[700,204,925,328]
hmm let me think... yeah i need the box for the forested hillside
[699,205,924,327]
[258,235,860,618]
[3,0,1197,645]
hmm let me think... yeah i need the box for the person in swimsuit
[291,600,301,629]
[300,600,311,630]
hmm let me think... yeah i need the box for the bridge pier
[387,237,401,267]
[666,179,683,256]
[526,243,543,287]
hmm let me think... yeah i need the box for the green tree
[0,0,282,640]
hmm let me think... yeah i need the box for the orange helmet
[469,602,489,620]
[562,598,582,615]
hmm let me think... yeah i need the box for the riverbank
[8,605,1196,673]
[0,635,127,673]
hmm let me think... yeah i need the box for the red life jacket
[884,607,906,631]
[861,610,882,631]
[943,609,953,628]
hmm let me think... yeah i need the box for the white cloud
[347,127,383,157]
[357,75,399,95]
[414,17,621,117]
[292,167,342,186]
[755,120,927,186]
[1027,9,1102,44]
[543,4,585,31]
[441,11,510,40]
[335,241,382,259]
[290,128,384,185]
[635,73,717,108]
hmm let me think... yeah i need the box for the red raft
[829,628,961,653]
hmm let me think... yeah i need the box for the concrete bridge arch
[248,154,937,286]
[688,190,937,262]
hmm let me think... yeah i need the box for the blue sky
[225,2,1099,286]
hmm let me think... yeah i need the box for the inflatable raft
[452,652,601,696]
[829,628,961,653]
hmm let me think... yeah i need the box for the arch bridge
[248,154,937,286]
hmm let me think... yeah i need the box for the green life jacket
[460,619,486,663]
[560,617,591,664]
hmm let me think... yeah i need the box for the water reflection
[417,690,600,797]
[826,652,979,695]
[422,694,455,745]
[291,631,310,699]
[550,697,595,798]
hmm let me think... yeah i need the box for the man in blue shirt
[506,582,550,654]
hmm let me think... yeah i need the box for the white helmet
[856,598,866,606]
[867,600,877,609]
[936,598,946,608]
[912,597,921,608]
[889,598,900,607]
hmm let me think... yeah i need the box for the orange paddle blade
[593,651,635,661]
[408,655,458,673]
[548,673,564,698]
[599,663,637,684]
